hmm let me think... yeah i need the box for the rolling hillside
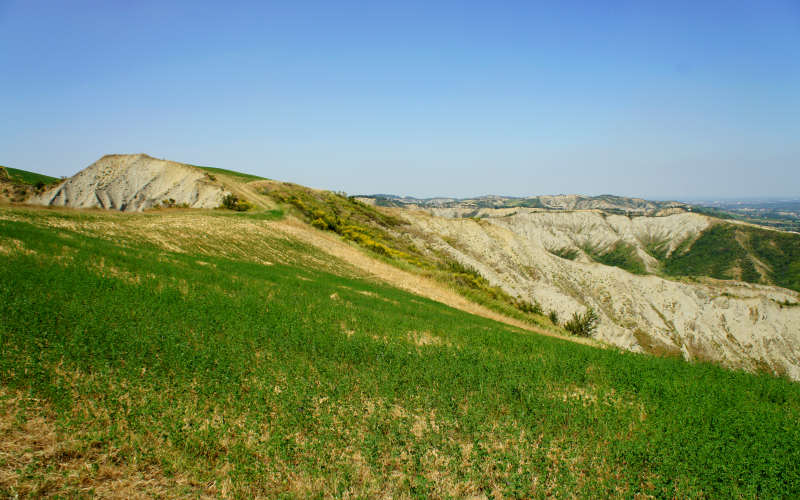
[1,166,59,186]
[659,222,800,292]
[2,205,800,497]
[14,154,800,378]
[406,208,800,377]
[0,166,59,204]
[3,154,800,495]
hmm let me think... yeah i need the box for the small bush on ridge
[564,308,599,337]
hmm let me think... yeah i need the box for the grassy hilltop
[1,166,59,186]
[1,166,60,204]
[2,205,800,498]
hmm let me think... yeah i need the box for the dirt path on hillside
[271,217,598,347]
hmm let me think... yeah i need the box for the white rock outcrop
[32,154,226,212]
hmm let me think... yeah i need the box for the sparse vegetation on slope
[584,241,647,275]
[2,207,800,498]
[660,223,800,292]
[405,209,800,377]
[265,183,416,259]
[549,247,579,260]
[262,182,552,327]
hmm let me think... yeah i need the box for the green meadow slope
[566,218,800,292]
[658,222,800,292]
[1,166,60,204]
[572,217,800,292]
[1,166,59,186]
[1,206,800,498]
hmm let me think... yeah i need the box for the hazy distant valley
[689,198,800,232]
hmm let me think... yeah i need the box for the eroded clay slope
[430,208,708,261]
[32,154,226,212]
[405,210,800,379]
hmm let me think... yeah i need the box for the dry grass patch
[0,238,35,256]
[0,389,207,499]
[407,330,451,348]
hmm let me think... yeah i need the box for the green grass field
[2,207,800,497]
[2,167,59,186]
[194,165,268,183]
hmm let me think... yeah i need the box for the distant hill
[28,154,276,212]
[359,193,687,216]
[31,154,228,212]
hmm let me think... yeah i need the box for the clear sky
[1,0,798,199]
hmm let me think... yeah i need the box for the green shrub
[548,310,559,325]
[564,308,599,337]
[221,194,253,212]
[311,218,329,230]
[514,298,543,315]
[364,240,391,256]
[443,259,483,280]
[550,247,579,260]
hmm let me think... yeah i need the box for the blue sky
[1,0,798,199]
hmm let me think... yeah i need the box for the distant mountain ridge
[358,193,688,216]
